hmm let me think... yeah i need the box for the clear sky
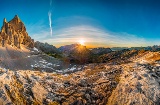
[0,0,160,48]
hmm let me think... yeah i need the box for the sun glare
[79,39,85,45]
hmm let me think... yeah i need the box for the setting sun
[78,39,85,45]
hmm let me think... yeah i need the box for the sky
[0,0,160,48]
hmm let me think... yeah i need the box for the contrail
[50,0,52,6]
[48,11,52,36]
[48,0,52,36]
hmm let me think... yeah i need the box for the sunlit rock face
[0,15,34,48]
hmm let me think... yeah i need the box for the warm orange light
[78,39,85,45]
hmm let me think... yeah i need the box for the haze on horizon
[1,0,160,48]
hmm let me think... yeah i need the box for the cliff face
[0,15,34,48]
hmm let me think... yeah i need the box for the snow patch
[33,47,39,52]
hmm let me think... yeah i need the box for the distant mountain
[90,47,112,55]
[34,41,59,53]
[58,44,116,64]
[145,45,160,51]
[58,44,82,53]
[58,44,91,63]
[0,15,34,48]
[111,46,160,51]
[111,47,129,51]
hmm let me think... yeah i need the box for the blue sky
[0,0,160,47]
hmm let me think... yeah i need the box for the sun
[78,39,85,45]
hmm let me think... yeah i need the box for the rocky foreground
[108,63,160,105]
[0,55,160,105]
[0,64,122,105]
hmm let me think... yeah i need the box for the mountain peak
[14,14,19,18]
[3,18,7,26]
[9,15,21,24]
[3,18,7,23]
[0,15,34,48]
[14,15,20,20]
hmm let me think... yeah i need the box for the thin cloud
[43,25,148,47]
[48,0,52,36]
[27,22,151,47]
[48,11,52,36]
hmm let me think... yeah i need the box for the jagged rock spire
[3,18,7,23]
[11,15,21,24]
[0,15,34,48]
[14,15,19,20]
[1,18,7,33]
[15,15,18,18]
[3,18,7,27]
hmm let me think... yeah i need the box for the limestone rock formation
[0,15,34,48]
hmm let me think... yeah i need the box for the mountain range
[0,15,159,105]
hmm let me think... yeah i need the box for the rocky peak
[3,18,7,24]
[14,15,19,19]
[0,15,34,48]
[58,43,86,53]
[9,15,21,24]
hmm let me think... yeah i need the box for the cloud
[48,0,52,36]
[26,21,150,48]
[48,11,52,36]
[43,25,148,47]
[50,0,52,6]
